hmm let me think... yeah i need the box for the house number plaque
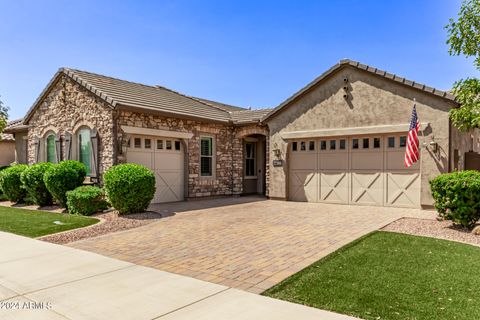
[272,160,284,167]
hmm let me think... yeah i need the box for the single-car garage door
[127,135,184,203]
[288,134,420,208]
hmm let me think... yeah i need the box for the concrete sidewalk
[0,231,358,320]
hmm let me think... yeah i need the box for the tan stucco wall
[0,141,15,166]
[450,127,480,170]
[14,132,28,164]
[267,66,456,206]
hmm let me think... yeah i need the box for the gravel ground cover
[383,217,480,246]
[38,210,164,244]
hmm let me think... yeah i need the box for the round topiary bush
[66,186,109,215]
[0,164,28,202]
[44,160,87,207]
[103,163,155,214]
[430,170,480,228]
[20,162,55,206]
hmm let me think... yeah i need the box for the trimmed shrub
[103,163,155,214]
[21,162,54,206]
[66,186,109,215]
[430,170,480,228]
[44,160,87,207]
[0,164,28,202]
[0,165,10,197]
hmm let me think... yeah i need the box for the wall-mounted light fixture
[117,132,129,161]
[272,143,281,158]
[429,141,438,154]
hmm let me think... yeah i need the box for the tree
[446,0,480,131]
[0,97,9,136]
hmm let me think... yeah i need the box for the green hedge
[0,165,10,197]
[21,162,54,206]
[430,170,480,228]
[103,164,155,214]
[66,186,109,215]
[44,160,87,207]
[0,164,28,202]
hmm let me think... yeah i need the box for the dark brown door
[465,152,480,170]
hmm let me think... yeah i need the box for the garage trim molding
[122,126,194,139]
[281,122,430,140]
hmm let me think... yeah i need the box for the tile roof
[0,133,14,141]
[64,69,234,123]
[231,109,272,124]
[262,59,458,121]
[23,68,269,125]
[3,118,28,134]
[189,97,247,112]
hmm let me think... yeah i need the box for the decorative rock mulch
[38,210,165,244]
[383,217,480,247]
[0,200,167,244]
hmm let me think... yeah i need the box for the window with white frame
[200,136,213,176]
[245,142,256,177]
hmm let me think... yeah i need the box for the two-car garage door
[288,134,420,208]
[127,135,184,203]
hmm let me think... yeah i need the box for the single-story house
[0,123,16,166]
[6,59,480,208]
[4,118,28,165]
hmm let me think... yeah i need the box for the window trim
[387,136,395,148]
[134,137,142,149]
[44,131,57,163]
[244,141,257,178]
[76,126,93,176]
[200,135,215,178]
[399,136,407,148]
[320,140,327,150]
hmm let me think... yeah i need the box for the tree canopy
[0,97,9,136]
[446,0,480,131]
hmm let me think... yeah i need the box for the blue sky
[1,0,479,120]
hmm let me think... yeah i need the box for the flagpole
[414,97,426,149]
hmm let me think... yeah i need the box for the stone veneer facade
[117,111,269,197]
[26,75,269,198]
[27,75,115,175]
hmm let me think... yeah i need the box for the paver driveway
[70,197,435,293]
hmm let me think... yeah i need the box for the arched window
[78,128,92,175]
[45,133,56,163]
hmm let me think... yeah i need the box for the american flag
[404,104,420,167]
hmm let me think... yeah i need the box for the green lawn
[263,231,480,320]
[0,206,98,237]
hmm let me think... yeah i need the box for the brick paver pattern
[70,197,436,294]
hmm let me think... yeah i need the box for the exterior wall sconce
[272,143,284,167]
[429,141,438,154]
[272,143,281,158]
[117,133,129,161]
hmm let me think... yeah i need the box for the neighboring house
[4,118,28,164]
[10,59,478,208]
[0,128,16,166]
